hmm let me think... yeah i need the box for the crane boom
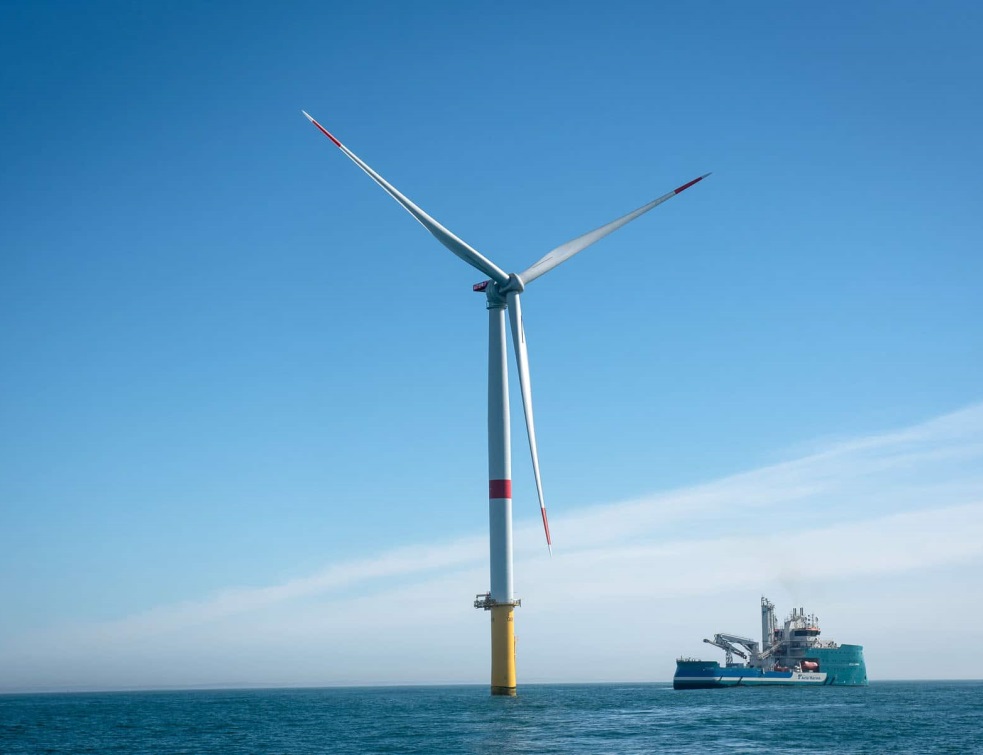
[703,633,761,666]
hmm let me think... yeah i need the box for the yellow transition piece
[490,604,516,695]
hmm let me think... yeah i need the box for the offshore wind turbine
[303,110,708,696]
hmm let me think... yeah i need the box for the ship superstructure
[673,597,867,688]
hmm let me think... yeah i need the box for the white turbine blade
[302,111,509,285]
[519,173,711,285]
[505,290,552,555]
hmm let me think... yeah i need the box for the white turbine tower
[303,110,708,696]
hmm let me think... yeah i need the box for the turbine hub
[500,273,525,294]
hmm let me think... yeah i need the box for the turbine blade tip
[541,507,552,554]
[674,173,709,194]
[303,111,342,147]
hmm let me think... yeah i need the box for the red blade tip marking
[673,173,711,194]
[302,110,341,148]
[541,507,552,551]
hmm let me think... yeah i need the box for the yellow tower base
[490,604,516,696]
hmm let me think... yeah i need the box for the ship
[673,597,867,689]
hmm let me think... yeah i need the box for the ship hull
[674,645,867,690]
[674,667,828,689]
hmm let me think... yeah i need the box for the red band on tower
[489,479,512,499]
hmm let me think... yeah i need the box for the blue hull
[674,645,867,689]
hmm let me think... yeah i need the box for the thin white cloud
[50,403,983,634]
[511,402,983,555]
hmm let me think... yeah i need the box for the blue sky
[1,1,981,690]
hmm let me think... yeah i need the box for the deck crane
[703,634,761,667]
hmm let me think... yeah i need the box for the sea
[1,682,980,754]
